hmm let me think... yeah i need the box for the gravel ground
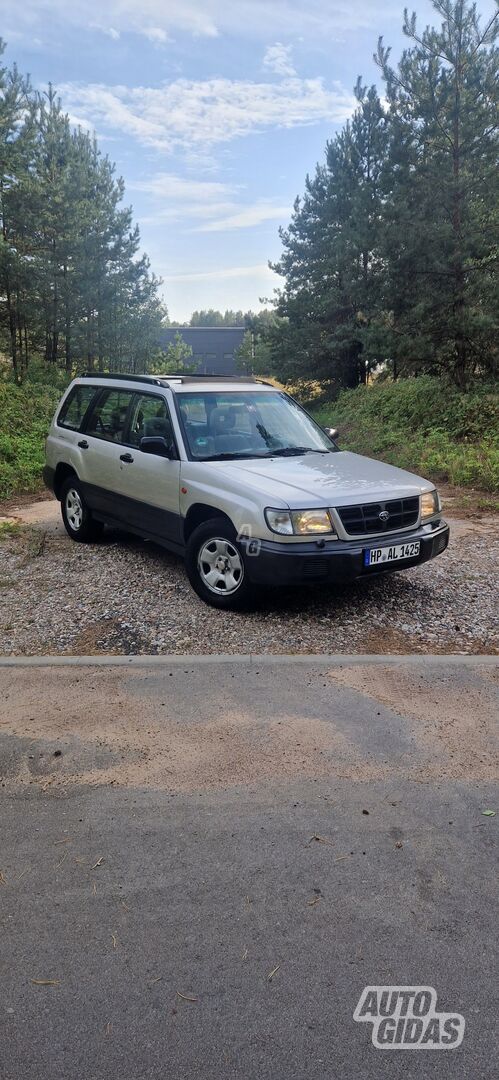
[0,499,497,655]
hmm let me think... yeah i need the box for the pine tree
[0,42,167,381]
[376,1,499,385]
[0,41,36,381]
[271,82,389,389]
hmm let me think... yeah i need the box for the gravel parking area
[0,498,497,655]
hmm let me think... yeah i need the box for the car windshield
[177,390,336,461]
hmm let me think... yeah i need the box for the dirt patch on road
[329,662,499,783]
[1,662,497,794]
[0,666,356,792]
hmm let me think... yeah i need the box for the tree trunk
[64,265,72,373]
[6,280,19,381]
[451,20,466,388]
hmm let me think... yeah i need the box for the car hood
[211,451,434,508]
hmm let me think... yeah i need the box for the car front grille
[337,496,420,536]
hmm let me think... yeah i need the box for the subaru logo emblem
[379,510,390,522]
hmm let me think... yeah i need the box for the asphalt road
[0,656,498,1079]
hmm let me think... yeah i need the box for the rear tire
[186,517,257,610]
[60,476,104,543]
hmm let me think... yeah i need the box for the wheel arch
[183,503,236,543]
[54,462,78,500]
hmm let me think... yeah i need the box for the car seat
[208,406,249,454]
[143,416,172,440]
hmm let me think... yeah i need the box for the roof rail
[79,371,261,384]
[80,372,165,386]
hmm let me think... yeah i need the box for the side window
[57,385,97,431]
[128,394,173,448]
[85,390,134,444]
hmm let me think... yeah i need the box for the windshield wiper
[263,446,330,457]
[198,452,258,461]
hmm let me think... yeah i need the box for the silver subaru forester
[44,373,449,609]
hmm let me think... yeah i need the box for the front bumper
[244,520,450,587]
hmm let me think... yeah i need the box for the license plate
[363,541,420,568]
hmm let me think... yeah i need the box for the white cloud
[161,263,276,283]
[198,200,291,232]
[263,43,296,78]
[129,173,234,201]
[60,76,355,155]
[130,175,290,231]
[141,26,170,45]
[130,173,236,224]
[1,1,411,44]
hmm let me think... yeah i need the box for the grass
[0,521,23,540]
[310,376,499,493]
[0,379,62,500]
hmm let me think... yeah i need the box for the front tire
[60,476,104,543]
[186,517,257,610]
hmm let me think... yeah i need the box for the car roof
[76,373,276,394]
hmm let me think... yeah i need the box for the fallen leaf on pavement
[481,810,496,817]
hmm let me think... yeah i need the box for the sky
[2,0,497,321]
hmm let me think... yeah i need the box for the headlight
[292,509,335,534]
[265,507,336,536]
[420,489,441,520]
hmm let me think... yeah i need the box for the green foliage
[0,42,166,381]
[0,520,23,540]
[312,377,499,491]
[148,331,197,374]
[188,310,247,327]
[235,312,284,374]
[0,380,60,498]
[270,2,499,390]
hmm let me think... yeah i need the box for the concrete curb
[0,653,497,668]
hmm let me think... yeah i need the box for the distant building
[159,326,247,376]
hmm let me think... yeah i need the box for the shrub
[311,377,499,492]
[0,382,61,499]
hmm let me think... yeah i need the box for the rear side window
[57,385,97,430]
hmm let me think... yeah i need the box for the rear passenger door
[81,388,135,520]
[118,392,182,544]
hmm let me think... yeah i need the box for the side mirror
[140,436,175,458]
[324,426,339,441]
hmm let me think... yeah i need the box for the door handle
[120,452,134,463]
[78,440,89,449]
